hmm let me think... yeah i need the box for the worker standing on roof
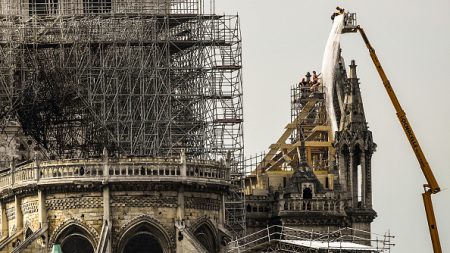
[311,71,320,84]
[299,77,308,87]
[331,6,345,21]
[310,71,321,91]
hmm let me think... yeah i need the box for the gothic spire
[339,60,367,132]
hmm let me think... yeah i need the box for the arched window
[56,225,95,253]
[194,224,217,253]
[123,232,163,253]
[117,218,172,253]
[61,234,95,253]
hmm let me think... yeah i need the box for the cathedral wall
[46,191,103,245]
[6,201,15,236]
[0,187,226,253]
[184,192,222,226]
[22,195,39,233]
[110,190,178,242]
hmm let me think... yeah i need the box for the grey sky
[214,0,450,252]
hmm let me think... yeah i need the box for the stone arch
[190,217,219,253]
[116,215,174,253]
[52,219,98,253]
[51,219,99,245]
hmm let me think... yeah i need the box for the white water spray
[321,14,345,135]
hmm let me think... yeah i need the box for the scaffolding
[227,225,394,253]
[0,0,245,237]
[290,83,327,142]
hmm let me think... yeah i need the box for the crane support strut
[355,25,442,253]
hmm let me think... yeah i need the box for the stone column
[219,194,225,225]
[180,149,187,178]
[179,149,187,225]
[38,189,49,247]
[15,196,23,234]
[34,155,40,181]
[38,190,47,227]
[365,153,373,208]
[10,159,15,186]
[337,148,347,193]
[103,147,109,179]
[103,185,112,253]
[0,202,8,238]
[177,185,185,221]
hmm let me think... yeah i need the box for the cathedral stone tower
[335,60,377,233]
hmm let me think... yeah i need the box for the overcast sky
[213,0,450,252]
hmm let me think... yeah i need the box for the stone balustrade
[282,199,344,213]
[0,157,230,192]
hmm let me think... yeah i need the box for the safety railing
[344,13,358,28]
[0,156,230,192]
[343,12,358,33]
[227,225,393,253]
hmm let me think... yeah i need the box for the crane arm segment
[356,25,442,253]
[423,190,443,253]
[357,26,440,194]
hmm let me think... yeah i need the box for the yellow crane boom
[356,25,442,253]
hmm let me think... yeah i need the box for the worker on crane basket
[331,6,345,21]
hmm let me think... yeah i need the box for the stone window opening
[302,187,313,199]
[56,225,95,253]
[117,219,172,253]
[123,232,163,253]
[302,187,313,210]
[194,224,218,253]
